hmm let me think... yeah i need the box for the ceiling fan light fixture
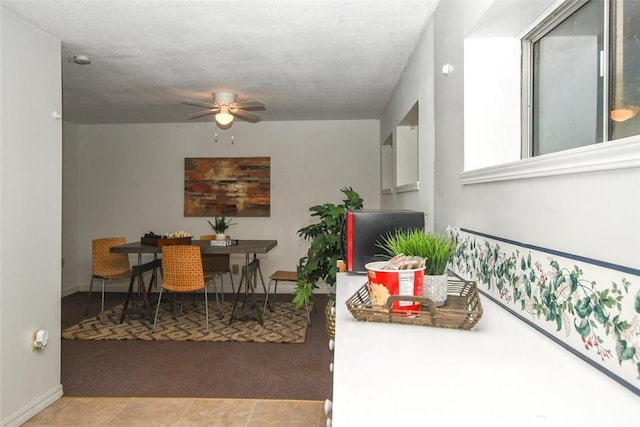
[182,92,263,126]
[215,106,234,126]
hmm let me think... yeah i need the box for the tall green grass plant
[378,229,456,275]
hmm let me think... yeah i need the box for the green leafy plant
[293,187,364,308]
[378,229,456,275]
[207,216,237,234]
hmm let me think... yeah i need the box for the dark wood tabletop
[110,239,277,255]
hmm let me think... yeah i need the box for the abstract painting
[184,157,270,217]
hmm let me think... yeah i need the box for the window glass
[609,0,640,139]
[532,0,604,156]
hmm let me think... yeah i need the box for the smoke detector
[72,55,91,65]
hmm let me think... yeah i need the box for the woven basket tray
[345,273,483,331]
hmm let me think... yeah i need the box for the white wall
[62,120,380,294]
[1,8,63,426]
[379,19,435,229]
[432,1,639,268]
[62,121,80,296]
[378,0,639,398]
[379,0,639,271]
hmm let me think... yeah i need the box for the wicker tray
[345,273,483,330]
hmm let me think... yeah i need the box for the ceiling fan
[181,92,266,128]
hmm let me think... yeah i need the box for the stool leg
[263,279,272,318]
[272,281,278,311]
[203,286,210,334]
[85,275,95,317]
[152,288,165,332]
[218,274,225,305]
[100,279,107,324]
[228,271,236,294]
[213,277,223,319]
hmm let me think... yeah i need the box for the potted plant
[377,229,456,306]
[294,187,363,337]
[207,216,237,239]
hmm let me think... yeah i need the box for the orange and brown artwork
[184,157,270,217]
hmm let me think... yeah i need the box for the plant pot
[215,233,227,240]
[325,298,336,340]
[423,273,448,306]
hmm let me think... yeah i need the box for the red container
[365,261,424,312]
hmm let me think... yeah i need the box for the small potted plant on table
[207,216,237,240]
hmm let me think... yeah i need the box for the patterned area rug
[62,300,311,343]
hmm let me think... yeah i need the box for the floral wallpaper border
[449,228,640,394]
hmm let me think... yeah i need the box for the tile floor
[23,397,329,426]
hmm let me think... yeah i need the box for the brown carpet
[63,300,311,343]
[62,292,333,400]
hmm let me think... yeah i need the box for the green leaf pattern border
[449,228,640,392]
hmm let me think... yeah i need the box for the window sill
[395,182,420,193]
[460,136,640,185]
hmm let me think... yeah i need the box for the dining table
[110,239,278,325]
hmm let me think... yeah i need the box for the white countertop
[331,273,639,427]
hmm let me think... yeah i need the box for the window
[523,0,640,157]
[462,0,640,183]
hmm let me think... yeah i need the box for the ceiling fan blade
[231,100,266,111]
[230,108,261,123]
[187,109,217,120]
[181,99,216,109]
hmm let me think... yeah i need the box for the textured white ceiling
[2,0,438,124]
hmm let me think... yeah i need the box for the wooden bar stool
[265,270,311,325]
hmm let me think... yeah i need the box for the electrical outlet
[232,264,239,274]
[31,329,49,351]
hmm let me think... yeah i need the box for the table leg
[120,274,137,324]
[140,267,153,321]
[119,257,161,323]
[228,254,267,326]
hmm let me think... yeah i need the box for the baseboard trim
[63,282,139,295]
[1,384,63,427]
[61,286,79,297]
